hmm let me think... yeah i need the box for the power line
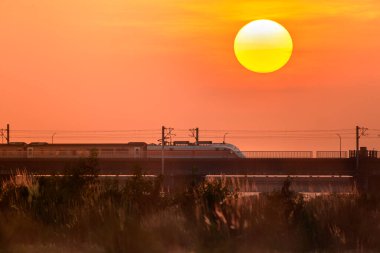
[12,129,160,133]
[11,128,359,134]
[7,127,380,147]
[199,129,354,133]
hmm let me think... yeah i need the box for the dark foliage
[1,167,380,253]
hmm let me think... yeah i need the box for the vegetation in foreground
[1,165,380,252]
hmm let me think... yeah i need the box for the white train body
[147,142,245,159]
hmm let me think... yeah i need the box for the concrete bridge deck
[0,157,358,176]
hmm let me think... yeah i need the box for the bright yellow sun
[234,19,293,73]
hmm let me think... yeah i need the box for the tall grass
[1,167,380,252]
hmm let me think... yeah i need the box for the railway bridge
[0,156,379,193]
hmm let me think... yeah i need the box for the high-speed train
[147,141,245,158]
[0,141,245,159]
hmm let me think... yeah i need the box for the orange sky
[1,0,380,150]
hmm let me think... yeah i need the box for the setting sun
[234,19,293,73]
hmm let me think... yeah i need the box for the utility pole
[356,126,359,172]
[356,126,368,172]
[0,124,10,144]
[161,126,165,176]
[223,132,229,144]
[6,124,9,144]
[189,128,199,145]
[52,133,56,144]
[160,126,174,176]
[195,127,199,145]
[336,133,342,158]
[0,129,4,144]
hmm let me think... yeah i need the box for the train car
[28,142,147,159]
[0,142,28,158]
[0,142,147,159]
[147,141,245,158]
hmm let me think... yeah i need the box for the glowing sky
[1,0,380,150]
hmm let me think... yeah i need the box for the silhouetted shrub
[1,170,380,252]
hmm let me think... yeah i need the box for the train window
[134,148,140,157]
[27,148,33,157]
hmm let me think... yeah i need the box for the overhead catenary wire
[7,128,380,145]
[12,130,160,133]
[197,129,354,133]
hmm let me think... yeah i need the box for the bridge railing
[0,150,375,159]
[242,151,313,159]
[316,151,348,158]
[349,150,378,159]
